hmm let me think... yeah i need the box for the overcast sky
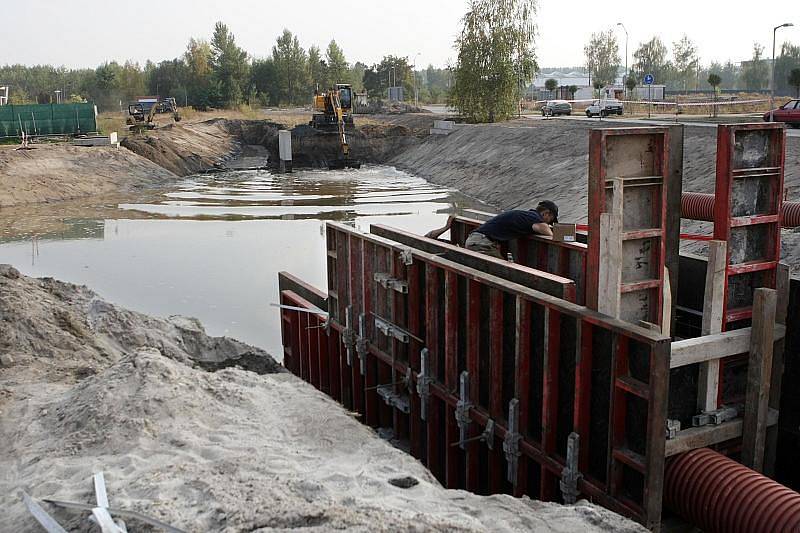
[4,0,798,70]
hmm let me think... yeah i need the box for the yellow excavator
[310,84,360,169]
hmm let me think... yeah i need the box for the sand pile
[0,266,644,532]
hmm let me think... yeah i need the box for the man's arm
[425,216,454,240]
[531,222,553,237]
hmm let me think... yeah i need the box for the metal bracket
[356,312,368,375]
[342,306,355,366]
[454,371,472,450]
[483,418,495,450]
[417,348,433,421]
[374,316,410,343]
[559,432,582,504]
[399,248,414,266]
[376,385,411,414]
[692,404,739,427]
[373,272,409,294]
[666,418,682,440]
[503,399,522,484]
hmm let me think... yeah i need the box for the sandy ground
[392,117,800,271]
[0,144,175,208]
[0,265,645,532]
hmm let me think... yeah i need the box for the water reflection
[0,165,484,358]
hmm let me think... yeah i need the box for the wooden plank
[514,297,532,496]
[370,224,577,301]
[697,240,727,412]
[466,279,481,493]
[643,339,670,530]
[666,408,780,457]
[444,270,459,488]
[665,125,684,336]
[670,325,786,368]
[765,262,790,475]
[661,266,672,337]
[741,288,777,472]
[488,288,504,494]
[597,213,623,318]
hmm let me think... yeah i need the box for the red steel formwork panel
[448,216,589,305]
[714,123,786,329]
[587,127,672,328]
[280,222,671,530]
[712,123,786,409]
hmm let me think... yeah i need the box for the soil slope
[0,144,175,208]
[392,118,800,270]
[0,265,644,532]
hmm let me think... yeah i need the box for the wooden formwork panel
[280,223,671,529]
[587,127,673,328]
[448,216,589,305]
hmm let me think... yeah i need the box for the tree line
[0,22,453,111]
[583,32,800,94]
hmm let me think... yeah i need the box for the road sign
[644,74,654,85]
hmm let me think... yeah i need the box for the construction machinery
[126,98,180,133]
[310,84,360,169]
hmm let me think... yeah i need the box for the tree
[584,31,620,88]
[363,55,414,100]
[774,42,800,95]
[272,29,309,105]
[545,78,557,97]
[790,68,800,98]
[632,37,668,86]
[184,37,213,107]
[707,73,721,117]
[450,0,538,122]
[326,40,349,86]
[210,22,249,107]
[625,73,637,93]
[251,58,279,105]
[741,43,769,91]
[567,85,578,99]
[307,45,327,91]
[672,35,699,92]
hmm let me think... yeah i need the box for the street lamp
[771,22,794,122]
[413,52,421,108]
[616,22,628,97]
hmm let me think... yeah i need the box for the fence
[0,102,97,138]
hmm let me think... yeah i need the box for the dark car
[541,100,572,116]
[763,99,800,127]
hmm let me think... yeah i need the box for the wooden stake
[697,240,726,413]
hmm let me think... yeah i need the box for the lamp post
[771,22,794,123]
[616,22,628,98]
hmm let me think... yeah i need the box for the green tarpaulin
[0,102,97,138]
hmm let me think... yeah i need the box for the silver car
[541,100,572,116]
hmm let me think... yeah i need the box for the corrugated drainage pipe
[680,192,800,228]
[664,448,800,533]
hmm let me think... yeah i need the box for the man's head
[535,200,559,224]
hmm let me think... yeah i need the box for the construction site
[3,72,800,533]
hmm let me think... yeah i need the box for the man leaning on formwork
[426,201,559,259]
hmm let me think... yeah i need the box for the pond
[0,166,486,358]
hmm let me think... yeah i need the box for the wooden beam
[697,240,726,412]
[662,266,672,337]
[741,288,777,472]
[597,212,623,318]
[765,262,791,476]
[669,325,786,368]
[665,408,779,457]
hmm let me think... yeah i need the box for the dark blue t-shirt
[475,210,544,242]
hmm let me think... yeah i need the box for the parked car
[585,99,624,117]
[763,99,800,127]
[541,100,572,116]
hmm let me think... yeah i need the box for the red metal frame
[587,127,671,327]
[279,223,671,529]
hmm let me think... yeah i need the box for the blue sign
[644,74,654,85]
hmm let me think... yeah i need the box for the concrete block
[433,120,455,130]
[429,128,453,136]
[279,130,292,162]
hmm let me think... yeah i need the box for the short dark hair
[536,200,559,223]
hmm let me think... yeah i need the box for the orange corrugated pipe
[665,448,800,533]
[681,192,800,228]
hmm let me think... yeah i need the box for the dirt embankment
[0,144,175,208]
[0,264,645,532]
[391,118,800,270]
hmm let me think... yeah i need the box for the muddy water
[0,166,486,358]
